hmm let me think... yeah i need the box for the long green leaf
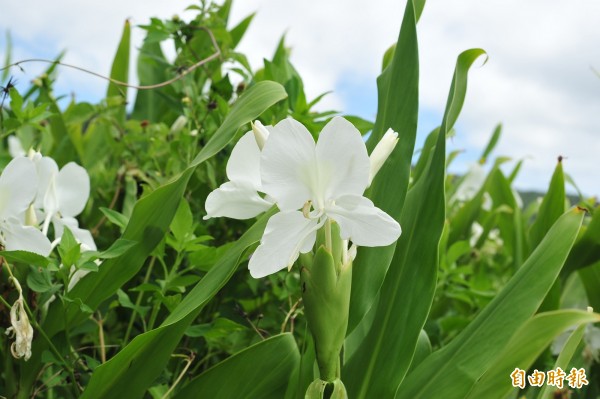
[230,13,255,49]
[563,206,600,276]
[2,31,12,82]
[487,168,526,268]
[131,39,171,122]
[479,123,502,163]
[174,334,299,399]
[529,158,566,250]
[106,20,131,123]
[192,81,286,167]
[396,208,584,399]
[466,310,600,399]
[348,0,420,333]
[344,48,486,399]
[531,158,566,312]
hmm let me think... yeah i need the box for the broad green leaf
[174,334,299,399]
[396,208,584,399]
[192,81,287,167]
[106,19,130,123]
[348,0,420,333]
[285,332,316,399]
[466,310,600,399]
[344,48,486,399]
[529,158,565,250]
[26,268,55,293]
[0,250,49,267]
[99,207,129,230]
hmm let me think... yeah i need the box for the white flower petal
[326,195,401,247]
[226,131,262,189]
[2,219,52,256]
[261,118,318,211]
[56,162,90,217]
[34,156,59,210]
[249,211,319,278]
[315,117,370,201]
[54,216,97,251]
[204,181,272,220]
[0,157,38,218]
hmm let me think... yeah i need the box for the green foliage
[348,0,420,334]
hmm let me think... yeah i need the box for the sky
[1,0,599,198]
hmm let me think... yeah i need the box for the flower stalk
[301,222,352,388]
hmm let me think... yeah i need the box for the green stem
[123,256,156,345]
[325,218,332,252]
[147,302,160,331]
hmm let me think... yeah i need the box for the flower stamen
[302,200,312,218]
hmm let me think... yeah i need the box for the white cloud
[415,1,600,196]
[1,0,599,197]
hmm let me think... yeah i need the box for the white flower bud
[369,128,399,185]
[8,136,26,158]
[170,116,188,135]
[5,278,34,361]
[251,121,270,150]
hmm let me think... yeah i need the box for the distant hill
[518,191,582,209]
